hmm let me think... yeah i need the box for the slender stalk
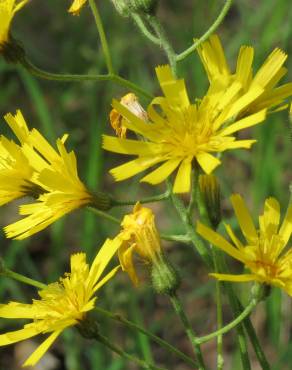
[111,190,171,207]
[88,0,114,74]
[160,234,191,243]
[169,293,206,370]
[20,58,152,99]
[145,15,177,76]
[213,249,224,370]
[2,269,46,290]
[168,182,212,268]
[97,333,165,370]
[176,0,233,61]
[197,296,257,344]
[95,307,198,368]
[132,13,161,45]
[87,207,121,224]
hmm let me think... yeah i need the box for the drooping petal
[197,222,246,262]
[23,330,62,367]
[230,194,258,244]
[173,157,192,193]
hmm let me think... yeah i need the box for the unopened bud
[1,38,26,64]
[199,174,221,229]
[89,191,112,211]
[110,0,158,17]
[151,253,180,295]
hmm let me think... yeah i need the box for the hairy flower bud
[1,38,26,64]
[110,0,158,17]
[199,174,221,229]
[151,253,180,295]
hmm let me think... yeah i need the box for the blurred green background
[0,0,291,369]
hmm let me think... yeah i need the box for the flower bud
[151,253,180,295]
[199,174,221,229]
[89,191,113,211]
[110,0,158,17]
[1,38,26,64]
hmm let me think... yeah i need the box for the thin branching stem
[176,0,233,61]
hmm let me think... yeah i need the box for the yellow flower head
[197,194,292,295]
[109,93,148,139]
[0,238,121,367]
[0,0,28,47]
[2,110,108,239]
[118,203,161,285]
[103,65,267,193]
[68,0,87,15]
[197,34,292,114]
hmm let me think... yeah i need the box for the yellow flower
[3,110,110,239]
[0,238,121,367]
[197,34,292,113]
[0,136,35,205]
[0,0,28,47]
[109,93,148,139]
[117,203,161,285]
[103,65,267,193]
[197,194,292,295]
[68,0,87,15]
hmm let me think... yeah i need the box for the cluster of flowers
[0,0,291,367]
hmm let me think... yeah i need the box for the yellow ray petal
[196,152,221,174]
[209,273,257,282]
[224,223,243,249]
[89,237,122,288]
[141,158,182,185]
[173,157,192,193]
[92,266,120,295]
[0,302,37,318]
[110,157,165,181]
[155,65,190,108]
[197,222,246,262]
[219,139,256,150]
[0,327,38,346]
[102,136,159,155]
[230,194,258,244]
[236,46,254,87]
[23,330,62,367]
[220,109,266,137]
[279,204,292,246]
[260,197,280,237]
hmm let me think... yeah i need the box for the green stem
[197,296,257,344]
[236,298,271,370]
[160,234,191,243]
[176,0,233,61]
[168,182,212,268]
[187,168,198,218]
[111,190,171,207]
[169,293,206,370]
[212,249,224,370]
[88,0,114,74]
[96,333,165,370]
[2,269,46,290]
[95,307,198,368]
[87,207,121,224]
[131,13,161,45]
[145,15,177,76]
[21,58,152,99]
